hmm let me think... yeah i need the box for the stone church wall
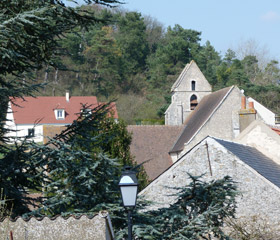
[180,87,242,155]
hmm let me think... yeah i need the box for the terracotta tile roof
[10,96,118,125]
[127,125,184,180]
[170,86,234,153]
[102,102,118,119]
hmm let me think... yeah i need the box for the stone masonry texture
[140,137,280,226]
[0,214,113,240]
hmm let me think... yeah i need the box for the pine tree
[116,174,238,239]
[0,0,123,216]
[26,103,146,217]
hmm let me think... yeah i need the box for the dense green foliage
[0,0,129,217]
[0,1,275,238]
[31,6,280,123]
[27,103,145,217]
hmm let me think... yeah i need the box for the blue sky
[69,0,280,62]
[123,0,280,61]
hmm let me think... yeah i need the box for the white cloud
[261,11,280,22]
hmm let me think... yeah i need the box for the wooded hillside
[32,5,280,124]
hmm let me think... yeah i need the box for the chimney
[239,98,257,133]
[66,90,70,102]
[241,96,246,110]
[248,101,254,110]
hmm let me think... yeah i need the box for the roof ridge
[0,214,99,222]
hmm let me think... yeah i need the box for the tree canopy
[116,174,238,239]
[0,0,128,217]
[25,5,280,123]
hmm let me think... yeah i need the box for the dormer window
[55,109,65,120]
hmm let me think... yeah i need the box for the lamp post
[119,166,138,240]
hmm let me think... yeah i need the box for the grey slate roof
[214,137,280,188]
[170,86,234,153]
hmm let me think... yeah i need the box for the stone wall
[180,87,242,156]
[0,214,114,240]
[43,125,66,144]
[140,137,280,225]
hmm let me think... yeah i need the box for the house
[5,92,118,143]
[169,86,243,162]
[235,120,280,165]
[140,136,280,229]
[248,96,280,125]
[129,60,280,232]
[168,87,280,162]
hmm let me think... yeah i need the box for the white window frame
[55,109,65,120]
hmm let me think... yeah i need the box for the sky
[70,0,280,61]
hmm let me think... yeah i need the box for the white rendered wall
[248,97,276,125]
[5,102,17,139]
[14,125,44,143]
[5,102,44,143]
[235,120,280,165]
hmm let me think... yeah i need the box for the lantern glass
[119,169,138,208]
[120,185,138,207]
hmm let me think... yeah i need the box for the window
[56,109,64,119]
[190,94,198,110]
[28,128,34,137]
[191,80,196,91]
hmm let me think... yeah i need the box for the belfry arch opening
[190,94,198,110]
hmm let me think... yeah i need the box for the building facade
[165,60,212,125]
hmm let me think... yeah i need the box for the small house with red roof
[5,92,118,143]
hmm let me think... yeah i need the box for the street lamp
[119,166,138,240]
